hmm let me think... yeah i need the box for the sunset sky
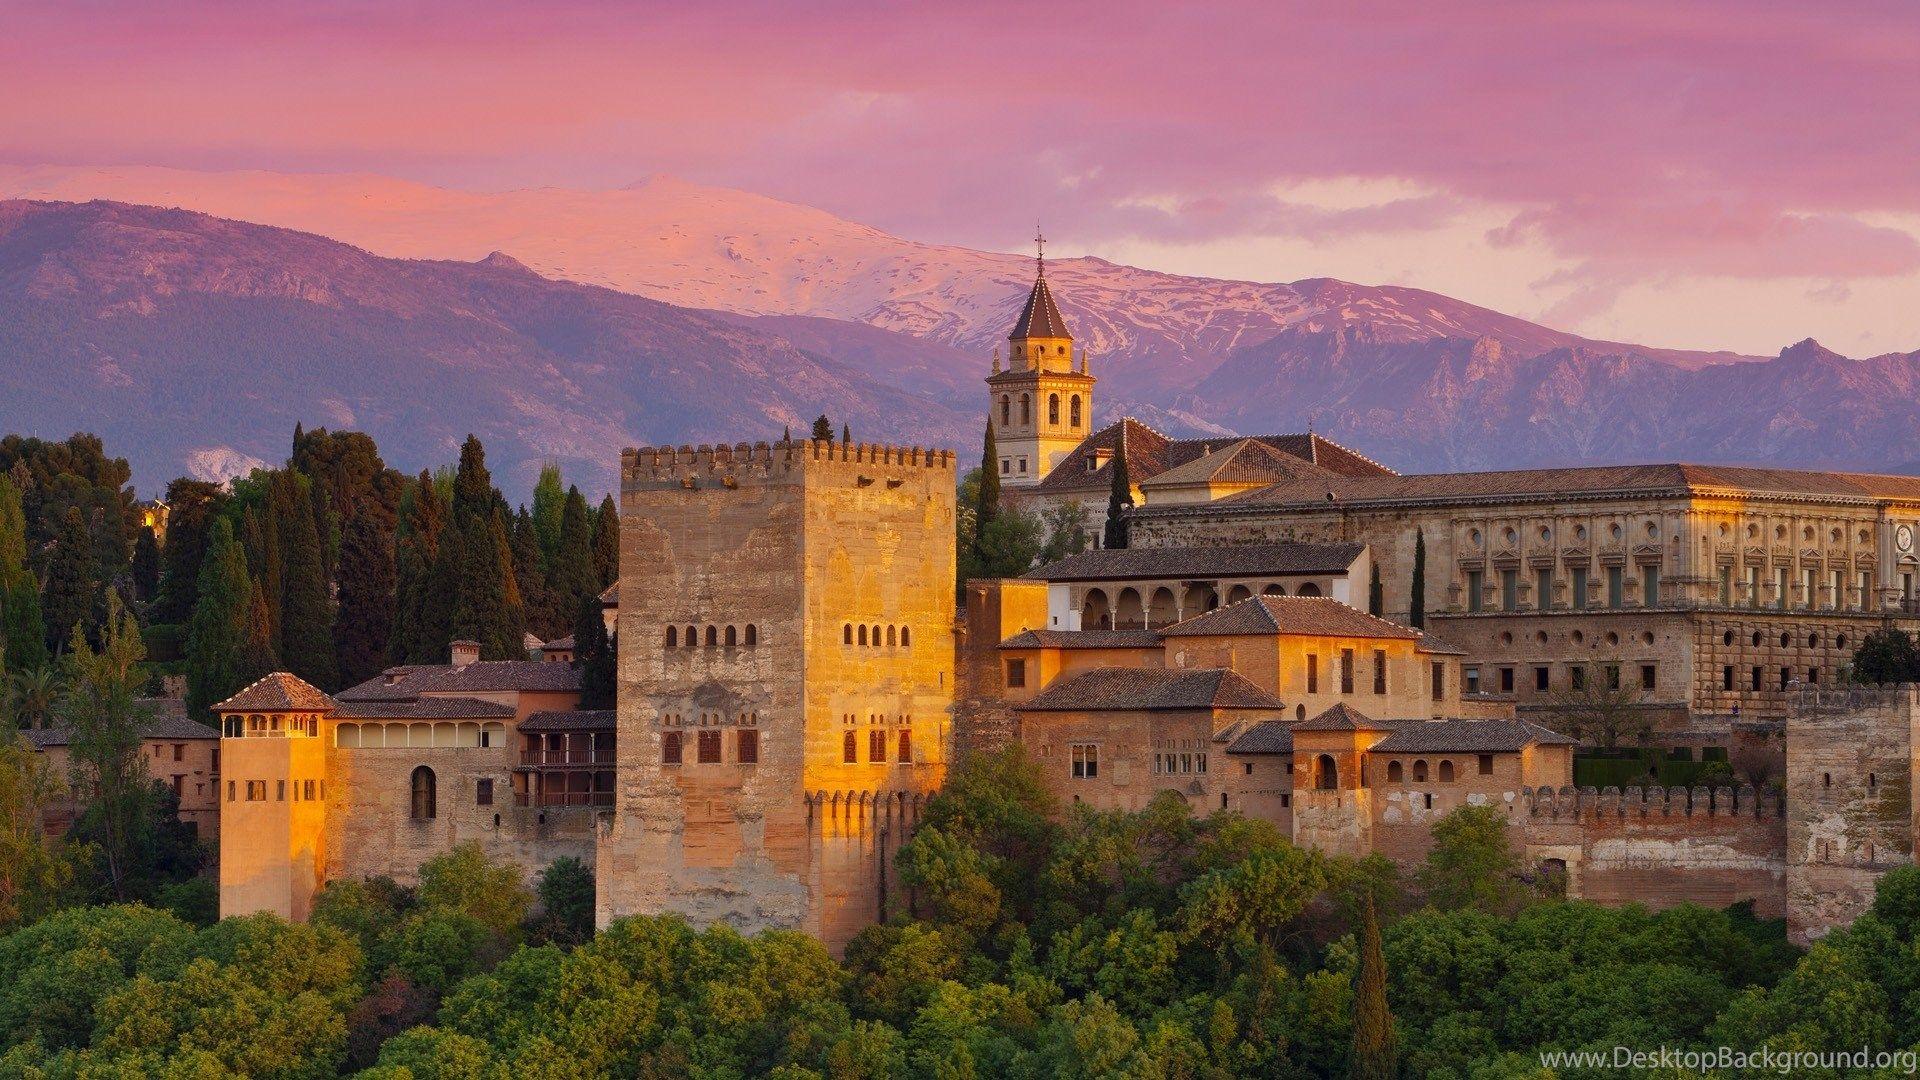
[6,0,1919,355]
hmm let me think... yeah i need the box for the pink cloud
[4,0,1919,296]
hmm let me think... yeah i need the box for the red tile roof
[1033,418,1394,500]
[1160,596,1421,640]
[1018,667,1286,712]
[212,673,338,713]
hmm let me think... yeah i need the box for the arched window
[1413,760,1429,782]
[1001,395,1011,425]
[1297,583,1322,597]
[871,625,882,647]
[745,624,757,648]
[1081,589,1110,629]
[1439,760,1455,782]
[1263,583,1285,596]
[724,625,737,647]
[705,626,718,647]
[1147,587,1177,628]
[1115,588,1144,630]
[686,625,698,647]
[859,625,868,646]
[1226,584,1252,604]
[410,766,436,820]
[887,625,897,647]
[1020,394,1030,425]
[1315,754,1337,790]
[1387,760,1403,782]
[1069,395,1082,428]
[900,627,910,647]
[844,623,853,645]
[666,626,678,647]
[1048,394,1060,425]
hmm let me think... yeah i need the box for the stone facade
[598,439,956,953]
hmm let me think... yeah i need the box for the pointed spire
[1034,223,1046,278]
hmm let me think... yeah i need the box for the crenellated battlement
[1523,783,1784,822]
[621,439,955,489]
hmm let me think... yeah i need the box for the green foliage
[973,421,1001,542]
[184,519,254,719]
[41,506,99,655]
[1036,501,1091,566]
[534,856,597,946]
[1852,626,1920,684]
[812,414,834,442]
[0,474,49,679]
[1349,894,1396,1079]
[1416,805,1530,915]
[0,734,79,931]
[573,592,617,710]
[1410,529,1426,628]
[333,490,399,688]
[1103,440,1132,550]
[530,463,566,569]
[442,437,527,660]
[1368,561,1383,617]
[418,841,533,938]
[390,469,451,664]
[274,470,337,688]
[130,524,161,601]
[593,494,620,593]
[151,479,226,627]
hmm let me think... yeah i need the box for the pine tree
[333,508,396,688]
[276,472,336,689]
[42,507,98,655]
[1103,439,1132,551]
[973,421,1001,549]
[592,495,619,593]
[572,593,616,710]
[812,415,833,442]
[1410,530,1427,629]
[1349,893,1397,1080]
[531,465,565,571]
[184,520,252,719]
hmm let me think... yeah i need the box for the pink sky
[6,0,1920,354]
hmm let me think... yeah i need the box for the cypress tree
[572,593,616,710]
[130,526,161,601]
[150,480,225,627]
[549,487,597,628]
[531,465,565,570]
[782,424,792,443]
[240,582,279,686]
[812,415,833,442]
[276,472,336,689]
[1349,893,1397,1080]
[240,506,283,648]
[512,508,558,639]
[1410,530,1427,629]
[42,506,98,654]
[973,421,1001,547]
[0,476,48,677]
[1103,437,1132,551]
[390,471,450,664]
[184,520,252,719]
[842,423,851,444]
[1369,562,1384,617]
[334,508,396,688]
[592,495,619,592]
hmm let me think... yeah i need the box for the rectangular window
[1430,661,1445,701]
[1832,569,1845,609]
[697,730,722,764]
[1640,664,1656,691]
[1860,571,1873,609]
[1776,567,1789,610]
[1500,667,1515,694]
[1642,562,1659,607]
[1466,570,1483,612]
[1780,667,1791,690]
[1751,666,1762,691]
[1000,458,1010,475]
[173,743,184,761]
[1604,664,1621,691]
[1571,567,1589,610]
[897,729,911,763]
[1536,568,1553,609]
[1535,666,1550,692]
[304,779,315,800]
[1464,666,1481,695]
[842,730,857,764]
[1501,568,1518,612]
[1071,743,1099,779]
[1719,565,1733,606]
[1607,565,1624,608]
[1197,753,1207,774]
[276,779,286,801]
[227,780,235,802]
[1570,666,1587,691]
[1306,654,1318,694]
[1478,753,1494,776]
[1372,650,1388,694]
[869,729,887,763]
[1005,658,1026,688]
[1722,665,1734,690]
[1340,649,1355,694]
[476,779,494,806]
[1802,568,1816,609]
[246,780,266,802]
[1746,565,1761,608]
[737,729,759,765]
[1017,457,1027,474]
[663,731,683,765]
[211,749,219,774]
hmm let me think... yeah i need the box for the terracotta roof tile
[213,673,337,713]
[1009,274,1071,340]
[1368,719,1575,753]
[1292,702,1390,731]
[333,696,517,720]
[1018,667,1285,712]
[519,710,617,732]
[1160,595,1421,640]
[1224,720,1295,754]
[1032,419,1392,499]
[336,661,582,703]
[997,629,1165,650]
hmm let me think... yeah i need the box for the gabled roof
[1160,596,1420,640]
[1224,720,1294,755]
[1027,542,1365,583]
[1018,667,1285,713]
[336,661,582,703]
[1369,719,1576,753]
[333,696,517,720]
[998,629,1164,650]
[519,709,617,732]
[21,706,219,749]
[1009,274,1071,340]
[1032,418,1394,498]
[1292,702,1391,732]
[600,582,618,606]
[1141,438,1343,491]
[213,673,337,713]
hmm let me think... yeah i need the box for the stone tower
[597,439,957,953]
[214,673,336,922]
[987,236,1094,488]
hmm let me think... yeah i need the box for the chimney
[450,640,481,668]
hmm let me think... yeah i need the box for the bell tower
[987,230,1094,488]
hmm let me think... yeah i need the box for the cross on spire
[1033,224,1046,278]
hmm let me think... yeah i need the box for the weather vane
[1034,223,1045,277]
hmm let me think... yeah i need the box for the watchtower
[987,232,1094,487]
[214,673,336,921]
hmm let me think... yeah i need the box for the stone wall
[1523,785,1787,918]
[1784,686,1918,944]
